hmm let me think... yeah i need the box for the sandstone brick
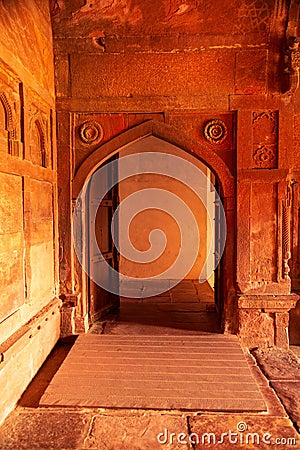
[271,382,300,432]
[85,413,191,450]
[0,300,61,426]
[28,180,53,221]
[190,415,299,450]
[0,173,23,235]
[0,249,24,320]
[69,51,235,99]
[29,242,55,302]
[0,1,55,94]
[235,49,267,94]
[0,410,91,450]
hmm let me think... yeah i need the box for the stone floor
[0,281,299,449]
[93,280,220,336]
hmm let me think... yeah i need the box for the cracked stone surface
[84,412,191,449]
[253,347,300,434]
[271,382,300,433]
[253,348,300,380]
[0,410,91,450]
[190,415,299,450]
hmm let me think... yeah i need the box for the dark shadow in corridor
[90,280,221,336]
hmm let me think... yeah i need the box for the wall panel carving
[0,68,22,157]
[234,0,272,36]
[28,101,50,168]
[282,183,292,280]
[251,111,278,169]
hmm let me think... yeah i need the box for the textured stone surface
[40,334,266,412]
[53,0,298,348]
[190,415,299,450]
[253,347,300,434]
[69,51,235,99]
[0,326,299,449]
[253,348,300,381]
[2,0,300,435]
[239,309,275,349]
[290,301,300,345]
[0,410,91,450]
[235,49,267,94]
[271,382,300,432]
[52,0,275,45]
[84,413,191,450]
[0,0,58,427]
[0,172,23,235]
[0,1,55,93]
[0,300,61,426]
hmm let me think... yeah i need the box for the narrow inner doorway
[86,136,225,335]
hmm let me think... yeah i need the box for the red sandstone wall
[53,0,299,346]
[0,0,60,425]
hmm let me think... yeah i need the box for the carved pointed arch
[35,118,47,167]
[73,120,234,200]
[30,115,47,168]
[0,91,18,155]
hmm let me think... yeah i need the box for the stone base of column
[238,294,299,350]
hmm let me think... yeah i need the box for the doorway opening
[82,135,225,334]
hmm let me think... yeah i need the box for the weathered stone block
[28,241,54,303]
[0,1,55,94]
[190,415,299,450]
[0,249,24,321]
[84,413,190,450]
[289,300,300,345]
[239,309,275,349]
[271,382,300,433]
[0,173,23,235]
[28,179,53,220]
[235,49,267,94]
[69,51,235,99]
[0,299,60,426]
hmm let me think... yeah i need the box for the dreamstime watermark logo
[72,152,227,297]
[156,422,298,446]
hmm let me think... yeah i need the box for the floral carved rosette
[203,119,228,144]
[253,145,276,168]
[79,120,103,145]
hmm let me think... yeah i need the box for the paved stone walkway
[0,281,299,449]
[39,334,267,412]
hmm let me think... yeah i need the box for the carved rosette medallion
[203,119,228,144]
[79,120,103,145]
[253,145,276,168]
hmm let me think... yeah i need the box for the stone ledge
[0,298,61,426]
[238,294,299,311]
[253,348,300,433]
[0,297,61,368]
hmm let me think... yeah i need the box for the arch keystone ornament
[203,119,228,144]
[79,120,103,145]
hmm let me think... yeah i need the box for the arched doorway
[72,121,236,334]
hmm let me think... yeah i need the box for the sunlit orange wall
[118,136,214,283]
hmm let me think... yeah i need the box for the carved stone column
[282,184,292,280]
